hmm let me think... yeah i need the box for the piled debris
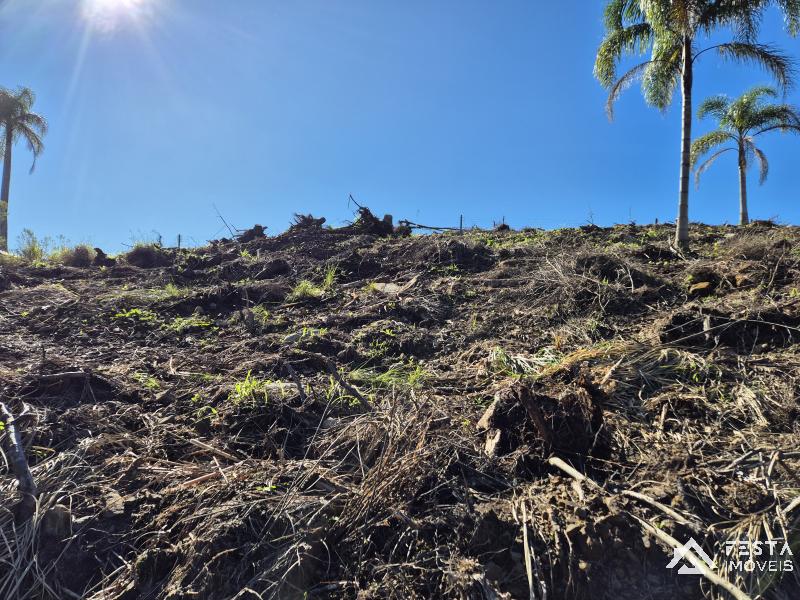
[0,221,799,599]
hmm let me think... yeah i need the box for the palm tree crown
[0,87,47,173]
[0,87,47,252]
[595,0,800,249]
[692,86,800,224]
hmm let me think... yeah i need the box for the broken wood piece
[188,438,241,463]
[546,456,601,490]
[633,515,751,600]
[284,362,308,403]
[0,401,38,522]
[518,391,554,448]
[621,490,701,532]
[325,360,373,411]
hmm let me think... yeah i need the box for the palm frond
[605,61,655,119]
[776,0,800,35]
[691,130,735,165]
[716,43,795,90]
[747,141,770,184]
[701,0,768,41]
[697,95,731,120]
[595,23,653,86]
[748,104,800,132]
[694,147,735,187]
[603,0,645,30]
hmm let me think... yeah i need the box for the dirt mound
[2,223,800,599]
[124,244,171,268]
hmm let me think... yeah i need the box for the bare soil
[1,221,799,599]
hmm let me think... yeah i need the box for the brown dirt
[1,221,799,599]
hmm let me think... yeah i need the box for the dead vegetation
[1,221,799,599]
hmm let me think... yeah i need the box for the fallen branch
[546,456,750,600]
[0,402,38,522]
[633,516,752,600]
[325,360,373,411]
[188,438,241,463]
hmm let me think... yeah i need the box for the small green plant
[367,337,391,359]
[252,305,271,326]
[16,229,46,262]
[284,326,329,343]
[239,249,259,263]
[350,361,429,391]
[228,370,270,404]
[113,308,157,323]
[323,265,338,289]
[163,283,186,297]
[288,280,324,301]
[133,372,161,391]
[166,314,214,333]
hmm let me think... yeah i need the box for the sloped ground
[0,221,799,599]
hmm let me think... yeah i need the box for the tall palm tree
[595,0,799,250]
[0,87,47,252]
[692,86,800,225]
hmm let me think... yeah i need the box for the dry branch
[0,402,38,522]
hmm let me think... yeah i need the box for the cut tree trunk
[675,37,693,251]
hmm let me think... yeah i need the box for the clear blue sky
[0,0,798,251]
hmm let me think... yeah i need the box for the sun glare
[82,0,153,32]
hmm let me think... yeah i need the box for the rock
[41,504,72,539]
[254,258,291,280]
[103,491,126,518]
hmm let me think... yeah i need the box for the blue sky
[0,0,798,251]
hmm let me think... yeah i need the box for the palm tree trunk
[0,125,13,253]
[675,37,693,251]
[738,145,749,226]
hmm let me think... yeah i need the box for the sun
[82,0,154,32]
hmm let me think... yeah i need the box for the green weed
[166,315,214,334]
[288,280,324,301]
[113,308,157,323]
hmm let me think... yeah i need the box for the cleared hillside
[1,219,799,599]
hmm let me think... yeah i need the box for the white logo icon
[666,537,715,575]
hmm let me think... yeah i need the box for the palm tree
[692,86,800,225]
[0,87,47,252]
[595,0,799,250]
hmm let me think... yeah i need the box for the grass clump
[113,308,157,323]
[227,371,282,405]
[288,280,324,301]
[166,314,214,334]
[163,283,186,297]
[323,265,338,289]
[49,244,96,267]
[350,361,429,391]
[488,346,562,378]
[251,305,271,326]
[133,372,161,391]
